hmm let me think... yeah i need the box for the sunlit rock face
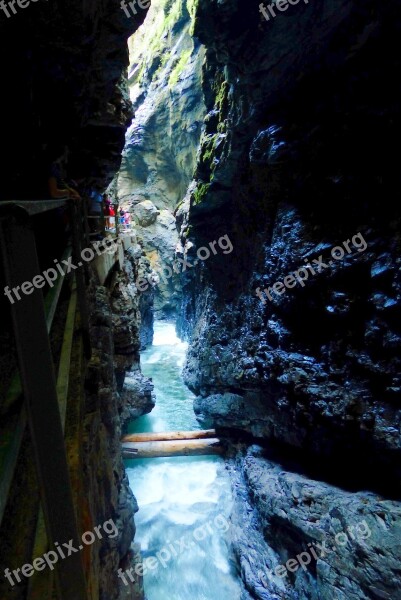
[117,0,206,317]
[175,0,401,597]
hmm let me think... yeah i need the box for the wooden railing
[0,199,92,600]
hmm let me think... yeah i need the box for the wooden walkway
[122,429,222,459]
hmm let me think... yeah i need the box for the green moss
[165,0,184,29]
[152,50,171,81]
[183,225,193,238]
[186,0,199,35]
[186,0,197,20]
[217,120,226,133]
[201,133,219,164]
[215,79,229,116]
[189,73,230,209]
[193,182,211,205]
[132,0,187,87]
[168,48,192,88]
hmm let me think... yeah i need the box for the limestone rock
[133,200,159,227]
[179,0,401,482]
[84,271,148,600]
[228,447,401,600]
[121,371,155,422]
[117,0,206,317]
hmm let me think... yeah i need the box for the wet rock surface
[81,243,155,600]
[134,200,160,227]
[112,243,156,357]
[121,372,155,423]
[228,446,401,600]
[180,0,401,480]
[84,277,144,600]
[176,0,401,597]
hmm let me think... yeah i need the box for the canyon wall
[177,0,401,598]
[2,0,401,598]
[117,0,206,317]
[0,2,153,599]
[85,244,155,600]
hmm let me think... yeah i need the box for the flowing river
[125,322,241,600]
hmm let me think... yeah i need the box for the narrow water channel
[125,322,242,600]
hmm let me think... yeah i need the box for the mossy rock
[201,133,219,164]
[193,182,211,205]
[168,48,192,88]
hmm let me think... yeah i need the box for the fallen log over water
[122,429,216,443]
[122,437,222,459]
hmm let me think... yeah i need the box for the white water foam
[125,322,242,600]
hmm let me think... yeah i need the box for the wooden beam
[122,438,222,459]
[0,251,72,527]
[0,411,26,525]
[122,430,217,443]
[56,285,78,427]
[28,283,78,600]
[44,246,72,332]
[0,199,67,216]
[0,205,88,600]
[69,201,91,359]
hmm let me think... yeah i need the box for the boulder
[133,200,159,226]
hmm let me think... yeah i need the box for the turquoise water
[127,322,200,433]
[125,322,241,600]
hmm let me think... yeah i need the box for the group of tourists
[45,143,132,237]
[102,198,132,231]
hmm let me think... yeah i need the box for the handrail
[0,247,72,525]
[28,282,79,600]
[0,200,89,600]
[0,196,125,598]
[0,199,68,216]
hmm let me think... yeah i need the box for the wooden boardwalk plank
[0,411,26,524]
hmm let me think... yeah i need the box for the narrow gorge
[0,1,400,600]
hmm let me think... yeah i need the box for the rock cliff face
[3,0,401,598]
[228,446,401,600]
[176,0,401,598]
[0,3,154,599]
[84,244,155,600]
[110,244,156,417]
[117,0,206,317]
